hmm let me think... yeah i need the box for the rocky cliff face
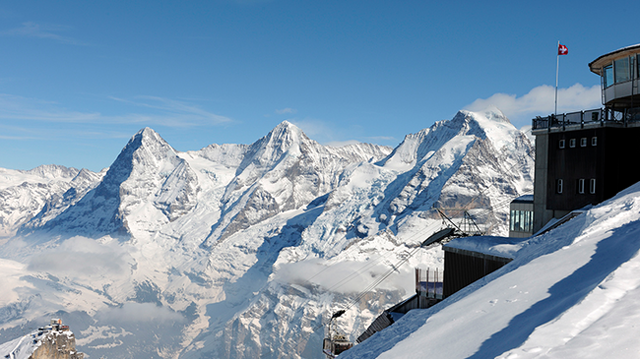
[31,330,83,359]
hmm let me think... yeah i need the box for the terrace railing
[532,107,640,130]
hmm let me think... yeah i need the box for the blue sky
[1,0,638,171]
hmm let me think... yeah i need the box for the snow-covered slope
[341,182,640,359]
[0,331,40,359]
[0,165,103,239]
[0,110,534,359]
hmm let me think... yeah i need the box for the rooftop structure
[589,44,640,111]
[443,236,516,297]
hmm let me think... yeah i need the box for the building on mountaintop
[1,319,84,359]
[530,43,640,233]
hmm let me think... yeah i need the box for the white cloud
[27,236,131,278]
[465,83,601,126]
[96,302,183,323]
[0,93,232,128]
[0,258,34,303]
[0,94,100,122]
[275,108,297,115]
[109,96,233,126]
[0,21,89,45]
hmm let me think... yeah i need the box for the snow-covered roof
[511,194,533,204]
[443,235,524,260]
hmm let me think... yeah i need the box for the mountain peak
[453,108,511,129]
[277,120,294,127]
[269,121,305,142]
[234,121,311,175]
[132,127,168,146]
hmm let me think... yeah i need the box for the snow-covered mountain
[0,165,104,239]
[0,109,534,359]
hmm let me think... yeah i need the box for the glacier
[0,109,535,358]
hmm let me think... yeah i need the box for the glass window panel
[615,57,630,83]
[604,65,614,87]
[510,210,515,231]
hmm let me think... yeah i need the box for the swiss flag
[558,44,568,55]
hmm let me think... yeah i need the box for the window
[569,138,576,148]
[559,139,565,149]
[578,179,585,194]
[591,136,597,146]
[615,57,631,83]
[510,210,516,231]
[510,210,533,233]
[557,179,564,194]
[590,179,596,194]
[604,64,614,87]
[524,211,532,233]
[580,138,587,147]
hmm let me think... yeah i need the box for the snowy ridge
[203,121,391,244]
[0,165,104,239]
[0,110,535,359]
[0,331,40,359]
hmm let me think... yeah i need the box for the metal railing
[532,107,640,130]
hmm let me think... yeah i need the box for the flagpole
[555,41,559,116]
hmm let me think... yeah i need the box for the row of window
[510,209,533,233]
[559,137,597,149]
[603,54,640,88]
[556,179,596,194]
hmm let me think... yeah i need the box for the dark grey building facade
[532,44,640,232]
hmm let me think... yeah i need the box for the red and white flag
[558,44,568,55]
